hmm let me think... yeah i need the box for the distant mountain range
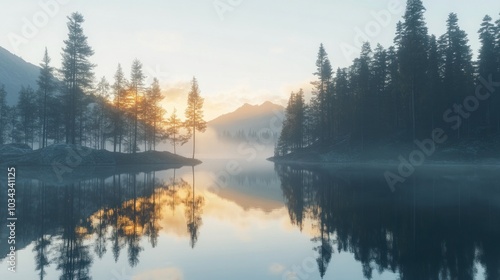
[0,46,40,105]
[208,101,285,135]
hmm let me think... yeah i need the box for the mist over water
[157,127,276,160]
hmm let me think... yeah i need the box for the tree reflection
[55,183,93,280]
[165,169,184,214]
[0,167,197,280]
[276,164,500,280]
[0,168,202,279]
[93,179,107,259]
[33,181,51,280]
[183,166,205,248]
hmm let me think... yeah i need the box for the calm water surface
[1,159,499,280]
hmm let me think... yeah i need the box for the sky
[1,0,500,120]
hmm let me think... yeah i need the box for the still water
[1,159,499,280]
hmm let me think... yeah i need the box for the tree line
[276,0,500,156]
[0,12,206,158]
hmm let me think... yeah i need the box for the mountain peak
[208,101,285,128]
[0,46,40,105]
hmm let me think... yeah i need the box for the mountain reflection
[275,164,500,280]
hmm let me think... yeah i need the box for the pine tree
[145,78,166,150]
[112,64,127,152]
[130,59,145,153]
[293,89,306,149]
[60,12,95,145]
[333,67,350,136]
[95,76,110,149]
[399,0,429,140]
[310,44,333,143]
[7,106,22,143]
[37,48,57,148]
[386,46,402,131]
[167,108,189,154]
[371,44,388,138]
[184,77,206,159]
[476,15,497,132]
[18,86,39,147]
[46,96,65,144]
[478,15,497,79]
[440,13,474,138]
[426,35,442,131]
[352,42,371,146]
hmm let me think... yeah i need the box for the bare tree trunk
[133,87,138,154]
[192,127,195,159]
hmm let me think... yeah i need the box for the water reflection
[0,167,202,280]
[275,164,500,280]
[1,163,499,279]
[184,166,205,248]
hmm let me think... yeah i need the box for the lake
[1,159,499,280]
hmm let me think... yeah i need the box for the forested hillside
[276,1,500,160]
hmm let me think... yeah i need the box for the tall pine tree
[60,12,95,145]
[399,0,429,139]
[439,13,474,138]
[130,59,144,153]
[37,48,57,148]
[310,44,333,143]
[167,108,189,154]
[18,86,39,147]
[185,77,206,159]
[112,64,127,152]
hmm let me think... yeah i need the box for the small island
[0,143,201,167]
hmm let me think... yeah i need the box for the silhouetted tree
[277,89,306,155]
[439,13,474,139]
[184,77,206,159]
[478,15,500,135]
[37,48,57,148]
[143,78,166,150]
[17,86,38,147]
[310,44,333,143]
[398,0,429,140]
[166,108,189,154]
[93,76,111,149]
[130,59,145,153]
[60,12,95,145]
[426,35,441,131]
[111,64,127,152]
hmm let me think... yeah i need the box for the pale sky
[1,0,499,119]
